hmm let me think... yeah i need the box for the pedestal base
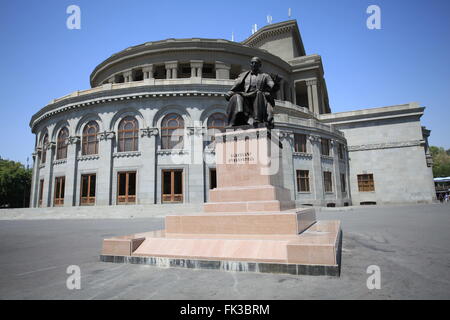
[100,209,342,276]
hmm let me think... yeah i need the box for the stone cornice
[319,103,425,125]
[30,85,232,132]
[348,140,424,152]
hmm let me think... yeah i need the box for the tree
[0,158,31,208]
[429,146,450,178]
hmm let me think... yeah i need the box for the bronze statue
[225,57,281,129]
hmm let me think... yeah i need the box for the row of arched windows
[39,113,227,162]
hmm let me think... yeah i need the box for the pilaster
[139,127,159,204]
[308,134,324,205]
[96,131,115,206]
[64,136,80,207]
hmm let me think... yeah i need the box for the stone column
[123,70,133,82]
[142,64,154,79]
[64,136,80,207]
[215,61,230,79]
[96,131,115,206]
[331,139,342,204]
[30,150,41,207]
[190,60,203,78]
[279,80,285,101]
[139,127,159,204]
[42,142,56,207]
[306,79,320,115]
[165,61,178,79]
[279,130,296,201]
[187,125,205,203]
[308,135,323,205]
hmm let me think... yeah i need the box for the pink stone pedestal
[101,128,342,276]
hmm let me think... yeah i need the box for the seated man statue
[225,57,281,129]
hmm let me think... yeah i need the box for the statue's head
[250,57,262,73]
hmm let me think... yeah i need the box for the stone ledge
[99,252,341,277]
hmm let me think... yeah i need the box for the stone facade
[28,20,435,209]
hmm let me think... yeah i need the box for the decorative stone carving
[140,127,159,138]
[68,136,81,145]
[187,127,205,136]
[98,131,115,141]
[308,134,321,143]
[157,149,189,155]
[113,151,142,158]
[77,155,100,161]
[53,159,67,165]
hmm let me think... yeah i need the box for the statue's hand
[224,91,234,101]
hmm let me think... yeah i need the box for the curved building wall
[29,91,350,208]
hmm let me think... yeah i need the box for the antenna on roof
[251,24,258,34]
[267,15,272,24]
[288,8,292,18]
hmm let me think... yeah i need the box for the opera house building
[29,20,436,209]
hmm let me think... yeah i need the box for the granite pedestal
[100,128,342,276]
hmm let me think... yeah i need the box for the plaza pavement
[0,203,449,299]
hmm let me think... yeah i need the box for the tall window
[38,179,44,207]
[341,173,346,193]
[294,133,307,153]
[321,138,330,156]
[324,171,333,192]
[207,113,226,143]
[161,113,184,150]
[82,121,99,155]
[338,143,345,160]
[358,174,375,192]
[296,170,310,192]
[118,117,139,152]
[56,127,69,160]
[54,176,65,206]
[117,171,136,204]
[162,169,183,203]
[41,133,48,165]
[81,174,96,205]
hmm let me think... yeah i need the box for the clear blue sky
[0,0,449,165]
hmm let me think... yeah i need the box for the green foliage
[0,158,31,208]
[430,146,450,178]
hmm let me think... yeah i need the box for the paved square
[0,203,449,299]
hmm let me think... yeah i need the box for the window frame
[56,127,69,160]
[296,170,310,192]
[161,113,184,150]
[82,121,99,156]
[357,174,375,192]
[117,116,139,152]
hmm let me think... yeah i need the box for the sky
[0,0,449,165]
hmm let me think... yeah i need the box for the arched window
[207,113,226,142]
[118,117,139,152]
[41,133,48,164]
[82,121,99,155]
[56,127,69,160]
[161,113,184,150]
